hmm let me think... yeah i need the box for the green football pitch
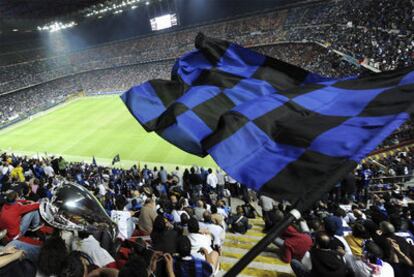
[0,95,216,169]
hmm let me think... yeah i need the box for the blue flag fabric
[122,33,414,210]
[122,33,332,156]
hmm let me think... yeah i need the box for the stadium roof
[0,0,315,36]
[0,0,104,19]
[0,0,113,33]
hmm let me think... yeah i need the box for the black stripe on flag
[333,66,414,90]
[202,111,249,151]
[192,68,244,89]
[149,79,186,107]
[359,84,414,117]
[260,150,357,210]
[192,93,236,130]
[253,101,349,148]
[251,56,311,91]
[143,102,189,131]
[276,83,326,99]
[195,32,231,65]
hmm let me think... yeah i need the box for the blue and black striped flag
[122,33,414,210]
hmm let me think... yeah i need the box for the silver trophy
[39,182,118,239]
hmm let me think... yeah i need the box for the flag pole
[224,208,301,277]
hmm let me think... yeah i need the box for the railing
[369,174,414,185]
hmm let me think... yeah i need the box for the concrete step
[220,216,293,276]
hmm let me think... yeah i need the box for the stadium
[0,0,413,276]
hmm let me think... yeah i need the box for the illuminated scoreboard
[150,13,178,31]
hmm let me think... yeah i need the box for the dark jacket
[151,229,179,254]
[229,214,250,234]
[310,248,347,277]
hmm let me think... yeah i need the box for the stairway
[217,217,294,277]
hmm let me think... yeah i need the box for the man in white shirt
[216,200,229,219]
[186,218,214,261]
[206,168,218,191]
[43,163,55,178]
[199,211,225,248]
[171,166,183,188]
[71,232,115,267]
[1,161,12,175]
[216,169,225,198]
[97,183,107,198]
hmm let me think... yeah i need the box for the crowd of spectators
[367,146,414,185]
[0,152,254,277]
[0,60,173,125]
[0,78,80,125]
[376,119,414,150]
[284,0,414,71]
[0,42,355,126]
[253,43,363,77]
[258,146,414,277]
[77,61,173,95]
[1,131,414,276]
[0,57,73,93]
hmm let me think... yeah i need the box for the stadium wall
[0,100,65,130]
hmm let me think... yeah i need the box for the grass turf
[0,95,216,169]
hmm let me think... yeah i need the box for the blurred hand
[164,253,175,276]
[199,247,209,256]
[164,253,173,266]
[200,228,210,235]
[337,246,345,256]
[388,238,402,253]
[150,251,163,272]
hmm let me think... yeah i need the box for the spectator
[291,231,347,277]
[71,231,115,268]
[0,191,42,241]
[345,240,395,277]
[193,200,206,222]
[279,224,313,263]
[199,211,225,249]
[150,215,179,254]
[228,205,251,234]
[173,236,216,277]
[186,218,216,263]
[37,235,68,277]
[206,168,218,192]
[137,198,157,235]
[345,222,371,258]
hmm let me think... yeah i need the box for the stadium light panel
[85,0,143,18]
[37,21,77,32]
[150,13,178,31]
